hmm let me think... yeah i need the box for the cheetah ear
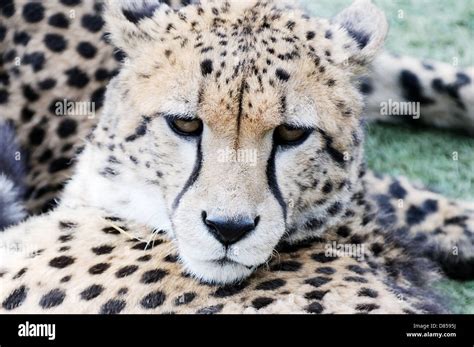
[104,0,164,56]
[104,0,193,57]
[333,0,388,65]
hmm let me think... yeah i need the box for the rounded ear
[333,0,388,65]
[104,0,195,57]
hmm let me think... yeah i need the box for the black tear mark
[122,3,161,24]
[172,138,202,210]
[399,70,435,105]
[200,59,213,76]
[266,139,287,220]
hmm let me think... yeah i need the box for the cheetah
[0,0,473,314]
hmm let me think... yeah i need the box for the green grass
[302,0,474,313]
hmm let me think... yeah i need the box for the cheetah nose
[202,211,259,246]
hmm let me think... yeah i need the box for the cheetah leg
[362,52,474,136]
[364,171,474,280]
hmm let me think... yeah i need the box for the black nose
[202,212,259,246]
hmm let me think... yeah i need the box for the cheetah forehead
[106,0,363,134]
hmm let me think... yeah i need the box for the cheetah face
[95,0,387,283]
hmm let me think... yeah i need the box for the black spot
[88,263,111,275]
[358,288,378,298]
[201,59,213,76]
[406,205,427,225]
[305,276,331,288]
[95,68,110,81]
[60,0,81,6]
[141,291,166,309]
[38,78,57,90]
[57,118,78,138]
[355,303,379,312]
[59,221,77,229]
[60,275,71,283]
[48,13,69,28]
[2,286,27,310]
[58,234,73,243]
[13,31,30,45]
[137,255,152,262]
[29,126,45,146]
[91,87,106,109]
[164,254,178,263]
[39,289,66,309]
[196,304,224,314]
[80,284,104,300]
[399,70,435,105]
[44,33,67,52]
[311,252,336,263]
[252,297,274,309]
[49,157,72,173]
[22,84,39,101]
[344,276,368,283]
[115,265,138,278]
[100,299,126,314]
[65,67,89,88]
[77,41,97,59]
[275,68,290,82]
[336,225,351,238]
[347,264,367,275]
[306,301,324,313]
[22,2,44,23]
[389,180,407,199]
[92,245,114,255]
[141,269,168,284]
[175,292,196,306]
[0,89,8,103]
[102,226,120,235]
[256,278,286,290]
[306,31,315,40]
[49,256,75,268]
[316,266,336,275]
[270,260,302,272]
[305,290,328,300]
[13,268,27,279]
[371,243,383,256]
[213,281,248,298]
[81,14,104,32]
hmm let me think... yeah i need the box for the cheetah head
[72,0,387,283]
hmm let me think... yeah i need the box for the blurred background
[302,0,474,313]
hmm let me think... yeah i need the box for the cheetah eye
[274,124,313,146]
[166,117,203,137]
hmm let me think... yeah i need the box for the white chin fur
[180,253,254,284]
